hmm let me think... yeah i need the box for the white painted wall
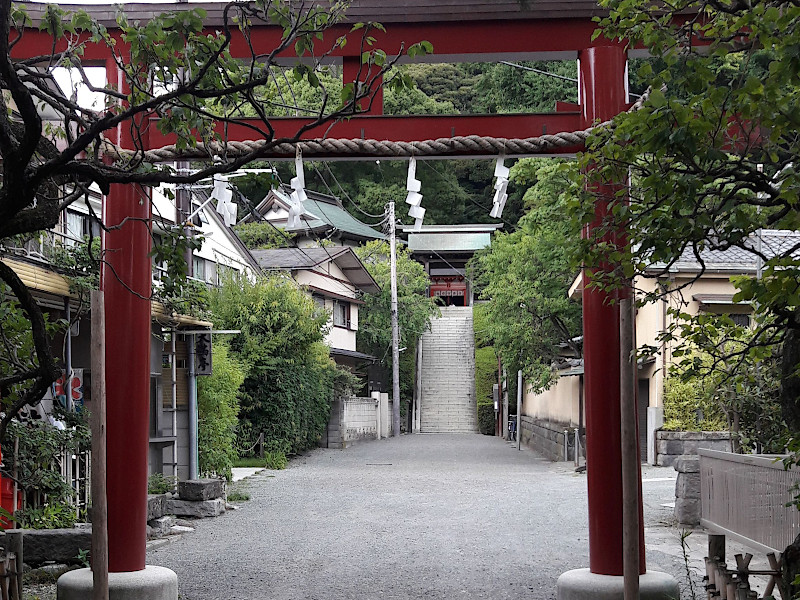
[294,265,359,351]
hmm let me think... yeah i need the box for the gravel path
[148,434,700,600]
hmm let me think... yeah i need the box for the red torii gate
[13,1,672,597]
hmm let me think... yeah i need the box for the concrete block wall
[519,416,573,462]
[323,396,387,449]
[655,431,731,467]
[343,397,379,441]
[419,306,478,433]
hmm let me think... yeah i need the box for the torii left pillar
[58,59,178,600]
[556,45,679,600]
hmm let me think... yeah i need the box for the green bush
[662,377,727,432]
[263,450,288,470]
[477,402,496,436]
[16,501,77,529]
[147,473,176,494]
[198,342,244,480]
[211,275,337,456]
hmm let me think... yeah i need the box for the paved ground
[149,434,711,600]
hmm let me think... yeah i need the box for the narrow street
[148,435,700,600]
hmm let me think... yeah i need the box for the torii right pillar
[556,45,679,600]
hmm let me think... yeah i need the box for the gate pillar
[557,45,679,600]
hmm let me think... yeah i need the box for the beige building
[522,230,797,464]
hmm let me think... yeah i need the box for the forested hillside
[235,60,578,228]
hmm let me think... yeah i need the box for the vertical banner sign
[195,333,213,376]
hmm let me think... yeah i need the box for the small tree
[197,341,245,480]
[471,158,582,391]
[354,240,437,406]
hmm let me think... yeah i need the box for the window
[192,256,205,282]
[64,210,87,246]
[333,300,350,328]
[312,294,326,310]
[730,313,751,328]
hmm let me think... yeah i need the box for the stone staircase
[418,306,478,433]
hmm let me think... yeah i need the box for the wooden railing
[700,449,799,600]
[700,449,799,555]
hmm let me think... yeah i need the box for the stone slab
[675,472,701,499]
[148,495,166,521]
[58,565,177,600]
[557,568,679,600]
[178,479,224,501]
[148,516,176,538]
[165,498,225,518]
[10,528,91,566]
[674,497,701,526]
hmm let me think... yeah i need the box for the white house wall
[151,185,255,279]
[293,268,359,352]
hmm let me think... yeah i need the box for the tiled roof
[25,1,609,27]
[251,246,350,270]
[269,186,385,242]
[250,245,380,293]
[665,230,800,273]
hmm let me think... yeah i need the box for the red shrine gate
[12,0,657,591]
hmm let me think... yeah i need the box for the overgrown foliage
[1,408,90,524]
[210,274,339,458]
[198,341,245,480]
[471,159,582,391]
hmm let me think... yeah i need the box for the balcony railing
[1,230,84,263]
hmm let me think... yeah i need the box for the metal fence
[699,448,800,554]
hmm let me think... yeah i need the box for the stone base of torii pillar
[557,568,679,600]
[57,566,177,600]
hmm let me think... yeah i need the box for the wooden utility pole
[90,290,109,600]
[620,294,640,600]
[516,370,522,451]
[389,201,401,436]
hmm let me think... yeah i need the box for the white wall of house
[151,186,256,283]
[294,266,359,352]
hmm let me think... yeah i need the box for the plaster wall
[522,374,581,426]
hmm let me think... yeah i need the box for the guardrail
[699,448,799,555]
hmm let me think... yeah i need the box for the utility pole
[389,201,401,437]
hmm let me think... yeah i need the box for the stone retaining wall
[655,431,731,467]
[519,416,573,462]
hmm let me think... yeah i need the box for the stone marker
[178,479,224,501]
